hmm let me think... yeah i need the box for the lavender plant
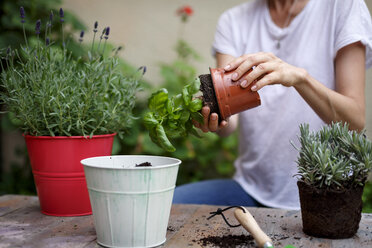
[295,122,372,189]
[0,7,143,138]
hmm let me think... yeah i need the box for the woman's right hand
[193,106,229,133]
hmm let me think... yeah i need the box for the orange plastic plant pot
[210,67,261,119]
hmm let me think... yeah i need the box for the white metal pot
[81,155,181,248]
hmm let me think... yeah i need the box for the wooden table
[0,195,371,248]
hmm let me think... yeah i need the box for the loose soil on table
[298,181,364,238]
[199,74,222,122]
[196,234,255,248]
[135,162,152,167]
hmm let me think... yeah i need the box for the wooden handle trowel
[234,207,274,248]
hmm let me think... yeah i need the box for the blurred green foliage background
[0,0,371,213]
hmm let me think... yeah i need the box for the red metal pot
[24,133,115,216]
[210,68,261,119]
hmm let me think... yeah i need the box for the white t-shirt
[212,0,372,209]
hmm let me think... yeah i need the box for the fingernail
[224,64,231,70]
[232,72,238,80]
[251,85,257,91]
[211,115,217,120]
[241,80,248,88]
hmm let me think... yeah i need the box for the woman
[173,0,372,209]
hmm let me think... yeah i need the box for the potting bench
[0,194,371,247]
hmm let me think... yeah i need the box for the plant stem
[102,40,107,55]
[97,28,105,55]
[61,23,65,50]
[91,32,96,54]
[22,23,29,49]
[97,37,103,55]
[44,21,49,45]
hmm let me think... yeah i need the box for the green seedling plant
[144,78,204,152]
[294,122,372,189]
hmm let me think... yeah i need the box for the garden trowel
[234,207,274,248]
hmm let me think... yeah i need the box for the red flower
[177,5,194,17]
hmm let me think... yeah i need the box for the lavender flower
[20,6,25,23]
[114,46,123,56]
[79,30,84,43]
[104,27,110,40]
[59,8,64,22]
[91,21,99,53]
[101,27,106,37]
[101,27,110,53]
[94,21,98,32]
[46,38,50,46]
[138,66,147,75]
[6,47,11,56]
[20,7,28,47]
[59,8,65,48]
[35,20,41,35]
[49,11,53,24]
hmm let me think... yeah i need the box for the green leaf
[148,88,169,112]
[143,112,159,129]
[168,121,178,129]
[180,111,190,124]
[190,127,202,138]
[187,77,201,95]
[149,128,161,147]
[191,112,204,124]
[173,94,183,108]
[189,98,202,112]
[47,124,59,128]
[156,124,176,152]
[182,87,190,106]
[166,98,173,113]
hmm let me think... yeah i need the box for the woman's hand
[192,53,239,137]
[223,52,307,91]
[193,106,228,133]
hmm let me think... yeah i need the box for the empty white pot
[81,155,181,248]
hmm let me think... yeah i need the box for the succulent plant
[294,122,372,189]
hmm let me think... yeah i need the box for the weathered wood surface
[0,195,371,248]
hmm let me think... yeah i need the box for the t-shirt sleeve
[334,0,372,68]
[212,11,238,57]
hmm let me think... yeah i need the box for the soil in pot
[297,181,364,238]
[199,74,222,122]
[135,162,152,167]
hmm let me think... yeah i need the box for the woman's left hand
[223,52,307,91]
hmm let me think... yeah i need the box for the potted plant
[0,7,142,216]
[294,122,372,238]
[144,69,261,152]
